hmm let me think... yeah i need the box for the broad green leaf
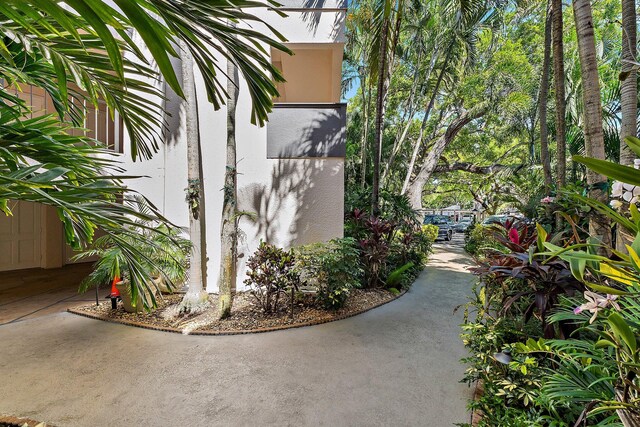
[0,199,11,215]
[112,0,182,98]
[50,53,68,110]
[631,232,640,257]
[631,204,640,225]
[606,312,637,354]
[569,257,586,282]
[64,0,124,79]
[536,223,547,252]
[595,339,617,349]
[574,155,640,186]
[573,194,637,233]
[625,136,640,158]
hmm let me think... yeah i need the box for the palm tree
[620,0,637,166]
[572,0,611,247]
[0,0,288,308]
[552,0,566,190]
[179,46,209,313]
[370,0,393,215]
[615,0,637,251]
[552,0,567,230]
[218,51,240,319]
[539,3,553,194]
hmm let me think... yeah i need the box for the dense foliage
[460,147,640,423]
[243,194,436,312]
[244,242,299,314]
[295,238,364,310]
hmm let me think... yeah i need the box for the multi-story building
[0,2,347,293]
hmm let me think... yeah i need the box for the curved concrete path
[0,237,474,426]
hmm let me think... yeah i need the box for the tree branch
[433,162,524,174]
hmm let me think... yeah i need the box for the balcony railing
[267,103,346,159]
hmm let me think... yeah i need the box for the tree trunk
[617,0,637,252]
[180,44,209,312]
[552,0,566,230]
[360,73,369,189]
[400,50,452,195]
[371,19,389,215]
[620,0,637,167]
[553,0,566,188]
[539,4,553,193]
[573,0,611,248]
[382,49,429,185]
[218,53,239,319]
[406,109,485,210]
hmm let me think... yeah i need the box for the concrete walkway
[0,263,94,325]
[0,236,474,427]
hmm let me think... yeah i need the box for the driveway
[0,235,474,426]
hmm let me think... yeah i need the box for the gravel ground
[71,289,397,334]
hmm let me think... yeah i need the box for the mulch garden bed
[68,288,404,335]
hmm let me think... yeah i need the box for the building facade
[0,2,347,293]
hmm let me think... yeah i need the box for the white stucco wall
[116,6,345,292]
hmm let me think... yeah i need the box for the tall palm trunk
[180,44,208,312]
[617,0,637,251]
[552,0,567,230]
[620,0,637,166]
[360,73,370,189]
[218,54,239,319]
[553,0,566,190]
[371,1,404,211]
[539,4,553,194]
[573,0,611,248]
[371,19,389,215]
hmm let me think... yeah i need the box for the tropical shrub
[345,192,432,289]
[460,282,565,425]
[244,241,299,314]
[464,223,504,257]
[346,209,396,288]
[387,225,435,283]
[294,238,363,309]
[461,138,640,425]
[75,198,192,309]
[471,221,584,338]
[422,224,439,242]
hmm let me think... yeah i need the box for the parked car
[481,215,509,226]
[423,215,453,241]
[481,215,527,227]
[453,220,472,233]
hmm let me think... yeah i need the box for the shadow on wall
[298,111,346,157]
[267,108,346,158]
[162,53,185,147]
[237,110,345,271]
[300,0,346,39]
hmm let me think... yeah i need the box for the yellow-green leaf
[585,281,630,296]
[599,263,637,287]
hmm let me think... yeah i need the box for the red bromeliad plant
[358,216,396,288]
[347,209,397,288]
[471,220,584,338]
